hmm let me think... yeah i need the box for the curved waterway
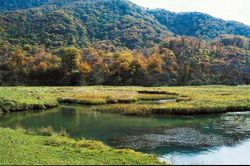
[0,105,250,165]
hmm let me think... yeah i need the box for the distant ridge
[0,0,249,46]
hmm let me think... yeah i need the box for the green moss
[0,127,162,165]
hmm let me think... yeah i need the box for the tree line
[0,36,249,86]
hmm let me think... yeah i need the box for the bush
[36,127,54,136]
[59,128,70,137]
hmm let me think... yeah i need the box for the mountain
[0,0,249,86]
[1,0,250,49]
[0,0,170,49]
[0,0,78,12]
[149,9,250,39]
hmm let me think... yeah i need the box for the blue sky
[130,0,250,25]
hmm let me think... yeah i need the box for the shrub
[36,127,54,136]
[59,128,70,137]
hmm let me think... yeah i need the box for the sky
[130,0,250,25]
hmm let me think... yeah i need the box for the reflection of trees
[0,107,82,133]
[0,109,58,127]
[59,107,80,132]
[1,106,249,143]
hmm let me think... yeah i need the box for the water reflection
[0,105,249,165]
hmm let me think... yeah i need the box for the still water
[0,105,249,165]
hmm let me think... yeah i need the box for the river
[0,105,249,165]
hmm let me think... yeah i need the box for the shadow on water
[0,105,250,165]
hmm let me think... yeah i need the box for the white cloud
[130,0,250,25]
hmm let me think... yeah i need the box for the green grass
[0,87,59,113]
[0,127,162,165]
[0,86,249,164]
[0,86,250,115]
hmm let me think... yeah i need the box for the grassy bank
[0,87,59,113]
[0,86,249,115]
[0,127,161,165]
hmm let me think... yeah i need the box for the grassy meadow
[0,85,249,165]
[0,86,249,116]
[0,127,161,165]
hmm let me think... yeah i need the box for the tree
[108,50,133,85]
[130,53,148,85]
[58,47,84,85]
[59,47,81,73]
[29,49,63,85]
[147,54,163,85]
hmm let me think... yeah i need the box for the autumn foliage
[0,35,249,86]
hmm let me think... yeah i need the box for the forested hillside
[149,9,250,39]
[0,0,169,49]
[0,0,79,12]
[0,0,249,86]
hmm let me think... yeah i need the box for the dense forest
[149,9,250,39]
[0,0,249,86]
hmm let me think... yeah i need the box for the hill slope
[0,0,249,86]
[149,9,250,39]
[1,0,250,49]
[0,0,170,49]
[0,0,79,12]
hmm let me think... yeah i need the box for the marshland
[1,86,250,115]
[0,86,250,164]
